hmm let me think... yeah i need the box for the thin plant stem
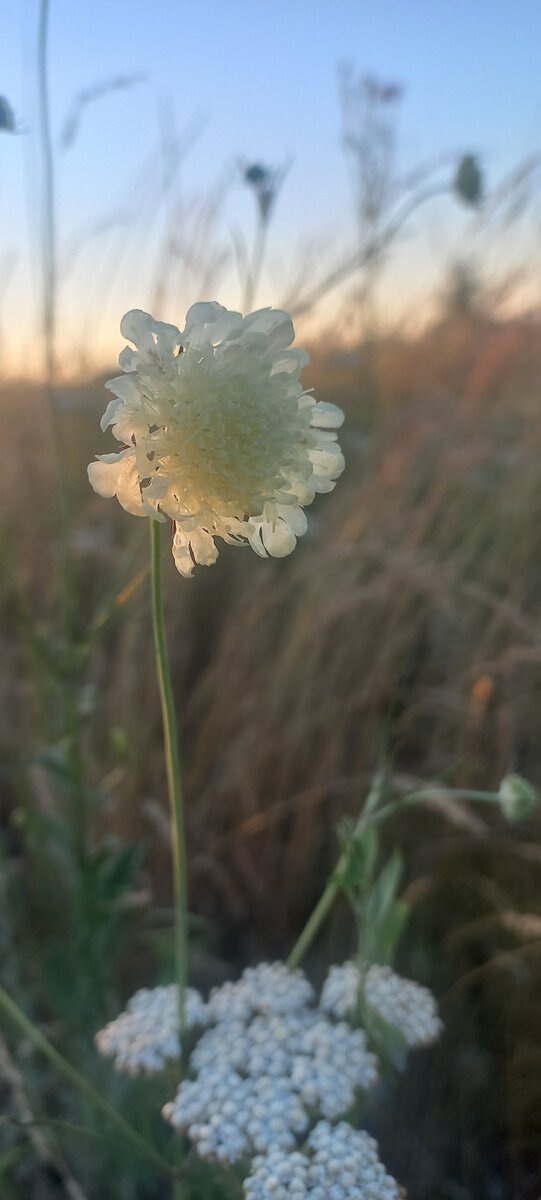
[37,0,72,630]
[243,213,269,312]
[0,984,175,1178]
[287,773,385,970]
[286,777,502,969]
[150,520,188,1043]
[368,787,500,827]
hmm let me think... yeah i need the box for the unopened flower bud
[454,154,483,207]
[499,773,538,822]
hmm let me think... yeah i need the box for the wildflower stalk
[37,0,72,630]
[243,213,269,312]
[287,773,385,970]
[0,984,175,1178]
[367,786,500,827]
[287,778,504,969]
[150,520,188,1043]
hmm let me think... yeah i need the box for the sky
[2,0,541,376]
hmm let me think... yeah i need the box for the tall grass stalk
[0,985,175,1178]
[150,521,188,1043]
[37,0,73,631]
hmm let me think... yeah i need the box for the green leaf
[361,852,404,962]
[339,822,379,894]
[365,1007,409,1072]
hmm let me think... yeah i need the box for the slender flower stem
[37,0,72,632]
[287,777,502,970]
[150,520,188,1043]
[287,773,385,970]
[367,787,500,827]
[243,213,269,312]
[0,985,174,1178]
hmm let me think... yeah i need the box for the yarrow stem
[150,520,188,1045]
[0,984,174,1177]
[286,773,385,971]
[287,776,503,971]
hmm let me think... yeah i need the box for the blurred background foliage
[1,34,541,1200]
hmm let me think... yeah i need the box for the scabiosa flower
[244,1120,403,1200]
[95,985,207,1075]
[321,961,443,1049]
[88,304,344,576]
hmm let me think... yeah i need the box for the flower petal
[278,505,308,537]
[88,451,145,516]
[172,526,195,577]
[181,302,232,347]
[120,310,157,353]
[311,401,344,429]
[120,310,181,359]
[242,308,295,352]
[261,519,297,557]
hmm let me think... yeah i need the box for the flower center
[145,364,305,517]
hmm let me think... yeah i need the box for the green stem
[0,985,174,1178]
[150,521,188,1044]
[368,787,499,827]
[287,773,385,970]
[287,777,500,970]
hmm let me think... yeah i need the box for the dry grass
[2,309,541,1195]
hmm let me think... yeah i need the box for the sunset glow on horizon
[2,0,541,379]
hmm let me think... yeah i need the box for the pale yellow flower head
[88,304,344,576]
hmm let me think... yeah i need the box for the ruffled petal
[189,527,219,568]
[119,307,179,357]
[172,526,195,577]
[88,451,145,516]
[242,308,295,352]
[120,310,158,353]
[311,401,345,429]
[309,444,345,478]
[277,504,308,537]
[261,519,297,557]
[271,347,310,375]
[181,302,234,348]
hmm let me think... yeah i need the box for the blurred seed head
[241,160,289,221]
[454,154,483,207]
[0,97,17,135]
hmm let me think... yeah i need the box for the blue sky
[2,0,541,375]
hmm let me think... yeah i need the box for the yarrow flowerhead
[162,963,379,1164]
[88,304,344,576]
[321,961,443,1049]
[163,1068,309,1164]
[206,961,315,1023]
[244,1120,402,1200]
[95,985,207,1075]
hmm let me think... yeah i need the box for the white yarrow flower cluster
[163,1069,309,1164]
[162,963,378,1164]
[95,985,207,1075]
[321,962,442,1049]
[88,304,344,576]
[206,961,315,1023]
[244,1120,402,1200]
